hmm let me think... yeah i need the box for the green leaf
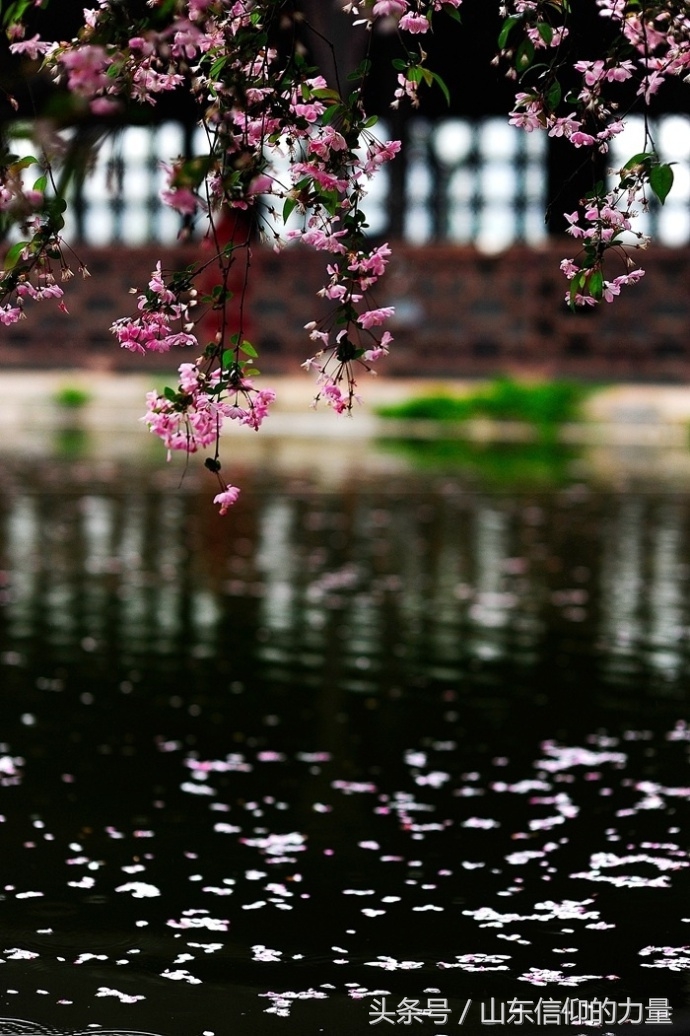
[537,22,554,46]
[3,0,41,29]
[649,163,674,204]
[310,87,341,101]
[321,103,341,125]
[588,269,603,300]
[546,79,562,109]
[239,340,258,359]
[164,386,177,403]
[209,54,227,78]
[3,240,28,270]
[12,155,37,171]
[283,196,297,223]
[48,196,67,214]
[174,154,213,187]
[622,151,654,170]
[515,38,535,72]
[428,70,451,106]
[222,349,234,368]
[498,15,520,49]
[32,174,47,193]
[583,180,605,200]
[568,270,586,307]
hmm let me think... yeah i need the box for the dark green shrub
[376,378,590,429]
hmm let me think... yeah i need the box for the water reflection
[0,452,689,1034]
[3,457,690,712]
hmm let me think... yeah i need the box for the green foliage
[1,0,47,31]
[380,439,579,487]
[621,152,675,205]
[53,385,92,409]
[3,240,29,270]
[649,163,674,205]
[55,427,90,458]
[376,378,591,432]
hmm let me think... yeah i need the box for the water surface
[0,441,689,1035]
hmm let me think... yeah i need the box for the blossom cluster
[299,241,396,414]
[0,147,76,326]
[143,359,276,455]
[499,0,688,304]
[352,0,465,108]
[0,266,66,326]
[6,0,468,507]
[111,263,198,355]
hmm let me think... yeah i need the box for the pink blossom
[171,25,201,59]
[509,94,544,132]
[509,109,543,132]
[605,60,635,81]
[37,283,63,300]
[597,0,626,18]
[9,34,51,59]
[188,0,214,15]
[90,97,121,116]
[639,69,667,103]
[372,0,408,16]
[307,126,348,161]
[360,138,402,176]
[0,305,22,325]
[363,331,393,363]
[357,306,394,329]
[399,11,429,33]
[570,131,597,148]
[178,363,200,393]
[548,115,581,138]
[291,102,325,123]
[236,388,276,430]
[614,269,645,287]
[559,259,579,279]
[349,243,391,279]
[574,60,606,86]
[148,262,175,302]
[298,227,348,254]
[128,36,154,56]
[59,45,111,95]
[214,484,241,515]
[160,188,199,215]
[321,382,350,414]
[292,163,348,193]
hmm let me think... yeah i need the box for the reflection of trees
[600,498,687,686]
[1,465,689,711]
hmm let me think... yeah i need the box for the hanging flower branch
[1,0,688,509]
[498,0,688,306]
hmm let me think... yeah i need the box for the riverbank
[2,371,690,445]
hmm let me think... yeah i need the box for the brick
[2,243,689,380]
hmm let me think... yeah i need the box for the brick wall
[3,243,689,381]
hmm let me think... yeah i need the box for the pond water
[0,437,689,1036]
